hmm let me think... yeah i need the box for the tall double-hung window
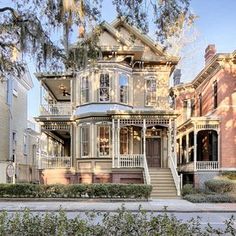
[119,74,128,104]
[81,76,89,103]
[213,80,218,109]
[145,78,157,106]
[81,126,89,157]
[98,126,110,157]
[99,73,110,102]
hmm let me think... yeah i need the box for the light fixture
[151,126,156,131]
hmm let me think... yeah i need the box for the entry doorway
[146,138,161,167]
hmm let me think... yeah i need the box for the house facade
[35,19,181,197]
[0,70,39,183]
[173,45,236,187]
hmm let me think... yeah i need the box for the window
[98,126,110,156]
[81,76,89,103]
[199,94,202,116]
[120,128,129,154]
[81,127,89,157]
[119,74,128,103]
[99,73,110,101]
[145,79,156,106]
[213,80,218,109]
[23,134,27,155]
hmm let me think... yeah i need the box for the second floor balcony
[40,103,72,116]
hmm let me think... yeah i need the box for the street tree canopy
[0,0,195,79]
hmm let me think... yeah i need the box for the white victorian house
[35,18,180,198]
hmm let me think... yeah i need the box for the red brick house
[172,45,236,187]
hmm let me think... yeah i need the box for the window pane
[99,126,110,156]
[81,127,89,156]
[145,79,156,105]
[81,76,89,103]
[120,128,128,154]
[100,74,110,101]
[119,74,128,103]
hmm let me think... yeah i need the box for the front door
[146,138,161,167]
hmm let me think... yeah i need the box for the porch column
[117,119,120,168]
[91,123,94,158]
[112,119,115,168]
[179,136,183,164]
[193,124,197,171]
[173,119,177,167]
[143,119,146,160]
[168,119,172,161]
[186,132,189,163]
[217,130,220,168]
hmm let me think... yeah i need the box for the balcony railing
[40,103,72,116]
[119,154,144,168]
[39,156,72,169]
[196,161,219,170]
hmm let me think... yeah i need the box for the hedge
[205,179,234,194]
[0,183,152,199]
[0,208,235,235]
[183,193,236,203]
[181,184,198,196]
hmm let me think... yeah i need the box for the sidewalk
[0,199,236,213]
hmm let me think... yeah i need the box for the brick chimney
[205,44,216,64]
[173,69,181,86]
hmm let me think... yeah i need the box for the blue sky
[25,0,236,118]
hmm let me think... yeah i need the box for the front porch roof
[178,116,220,132]
[74,103,179,118]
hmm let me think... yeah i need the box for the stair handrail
[143,155,151,185]
[168,156,181,196]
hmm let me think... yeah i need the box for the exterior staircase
[149,168,178,198]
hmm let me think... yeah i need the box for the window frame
[119,73,129,104]
[80,76,89,104]
[81,126,90,158]
[145,77,157,106]
[199,93,202,116]
[99,73,110,102]
[98,125,111,157]
[120,127,129,154]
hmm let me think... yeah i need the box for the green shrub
[205,179,234,194]
[0,207,235,235]
[183,194,207,203]
[181,184,197,196]
[0,183,152,199]
[221,171,236,180]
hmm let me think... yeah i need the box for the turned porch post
[143,119,146,161]
[117,119,120,168]
[193,123,197,171]
[112,118,115,168]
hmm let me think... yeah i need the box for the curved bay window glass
[145,78,157,106]
[120,127,129,154]
[81,76,89,103]
[99,73,110,102]
[119,74,128,104]
[98,126,110,157]
[81,126,89,157]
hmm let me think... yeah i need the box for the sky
[23,0,236,118]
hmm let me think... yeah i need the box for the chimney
[205,44,216,64]
[173,69,181,86]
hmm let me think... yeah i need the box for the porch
[177,117,220,172]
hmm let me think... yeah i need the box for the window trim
[199,93,202,116]
[98,125,111,157]
[145,77,157,106]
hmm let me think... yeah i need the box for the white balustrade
[40,103,72,116]
[168,156,181,196]
[196,161,219,170]
[119,154,144,168]
[39,155,72,169]
[143,155,150,185]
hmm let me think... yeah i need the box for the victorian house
[173,45,236,187]
[35,18,181,197]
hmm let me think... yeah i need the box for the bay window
[81,76,89,103]
[119,74,128,104]
[98,126,110,157]
[81,126,89,157]
[99,73,110,102]
[145,78,157,106]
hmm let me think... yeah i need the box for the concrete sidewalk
[0,199,236,213]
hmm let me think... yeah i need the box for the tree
[0,0,195,79]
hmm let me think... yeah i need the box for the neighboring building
[0,69,39,183]
[35,18,181,197]
[173,45,236,187]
